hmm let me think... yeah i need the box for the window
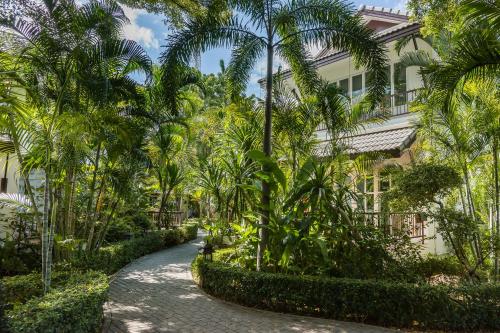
[339,78,349,96]
[366,66,390,107]
[379,172,391,191]
[352,74,363,99]
[394,62,407,106]
[355,175,375,212]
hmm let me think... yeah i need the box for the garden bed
[192,257,500,331]
[2,223,198,332]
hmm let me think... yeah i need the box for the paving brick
[103,234,397,333]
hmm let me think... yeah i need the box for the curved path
[103,235,398,333]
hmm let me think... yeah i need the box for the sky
[120,0,409,96]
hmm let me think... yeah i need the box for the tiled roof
[314,21,419,60]
[358,4,409,17]
[318,126,416,156]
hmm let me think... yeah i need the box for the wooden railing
[316,90,418,131]
[148,210,185,229]
[356,212,426,242]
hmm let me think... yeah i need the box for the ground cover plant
[0,0,498,332]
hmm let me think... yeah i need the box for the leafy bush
[192,258,500,331]
[104,213,153,243]
[0,239,40,276]
[71,224,198,274]
[1,271,75,306]
[5,271,108,333]
[181,222,199,241]
[413,255,464,280]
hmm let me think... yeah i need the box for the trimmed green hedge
[2,223,198,333]
[70,223,198,274]
[5,271,108,333]
[1,271,76,306]
[192,257,500,331]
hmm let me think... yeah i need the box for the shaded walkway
[103,235,398,333]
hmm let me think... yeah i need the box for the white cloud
[121,5,160,50]
[394,0,409,11]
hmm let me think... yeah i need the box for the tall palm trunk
[257,40,273,271]
[493,136,499,281]
[86,141,102,250]
[462,164,482,263]
[42,165,51,293]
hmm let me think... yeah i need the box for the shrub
[0,239,40,276]
[1,271,75,306]
[192,258,500,331]
[71,224,198,274]
[414,255,464,280]
[6,271,108,333]
[181,222,198,241]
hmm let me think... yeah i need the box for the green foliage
[384,164,462,210]
[3,225,198,331]
[0,239,40,276]
[181,222,199,241]
[70,224,198,274]
[2,271,74,306]
[104,213,153,242]
[412,255,464,280]
[5,271,108,333]
[192,258,500,330]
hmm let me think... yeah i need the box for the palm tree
[0,0,151,291]
[161,0,388,270]
[400,0,500,280]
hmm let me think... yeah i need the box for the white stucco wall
[281,30,447,256]
[0,153,44,241]
[0,153,21,240]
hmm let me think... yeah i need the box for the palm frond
[0,193,32,211]
[226,35,265,100]
[461,0,500,31]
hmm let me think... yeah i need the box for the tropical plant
[161,0,389,270]
[0,0,151,291]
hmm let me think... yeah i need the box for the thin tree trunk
[95,197,119,251]
[257,40,274,272]
[42,167,50,294]
[159,187,173,228]
[85,142,102,250]
[67,167,77,236]
[493,137,499,281]
[46,186,57,292]
[463,165,482,264]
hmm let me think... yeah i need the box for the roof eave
[258,22,421,85]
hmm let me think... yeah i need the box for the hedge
[1,271,76,306]
[192,257,500,331]
[70,222,198,274]
[2,222,198,332]
[5,271,108,333]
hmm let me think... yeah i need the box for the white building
[279,5,447,255]
[0,136,43,242]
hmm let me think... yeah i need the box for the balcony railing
[148,210,185,229]
[356,212,426,242]
[316,89,418,131]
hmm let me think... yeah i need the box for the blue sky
[121,0,408,96]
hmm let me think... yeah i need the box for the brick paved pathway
[103,235,398,333]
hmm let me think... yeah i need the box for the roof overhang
[259,22,421,85]
[317,126,417,158]
[0,135,14,154]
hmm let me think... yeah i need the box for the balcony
[356,212,426,242]
[316,89,418,131]
[148,210,185,229]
